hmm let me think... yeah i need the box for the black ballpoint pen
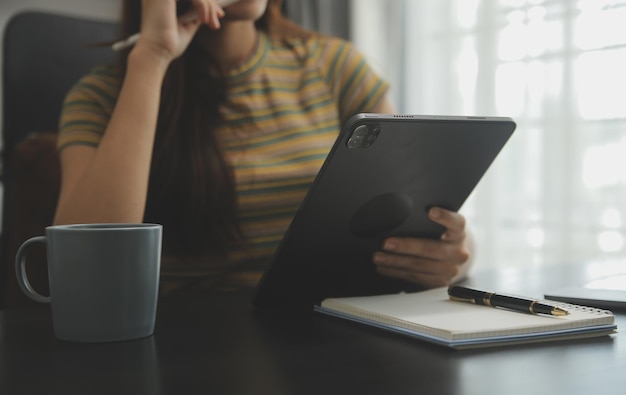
[448,285,569,316]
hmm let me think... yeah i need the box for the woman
[54,0,472,293]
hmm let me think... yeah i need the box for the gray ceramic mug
[15,223,162,342]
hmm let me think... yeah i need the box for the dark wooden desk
[1,261,626,395]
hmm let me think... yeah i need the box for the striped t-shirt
[58,32,389,291]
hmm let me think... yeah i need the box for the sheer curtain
[351,0,626,269]
[284,0,351,39]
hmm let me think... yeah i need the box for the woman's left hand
[373,207,473,288]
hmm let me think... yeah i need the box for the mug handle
[15,236,51,303]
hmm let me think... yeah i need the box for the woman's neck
[200,21,259,70]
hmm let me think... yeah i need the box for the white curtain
[351,0,626,269]
[284,0,351,39]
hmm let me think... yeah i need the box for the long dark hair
[119,0,312,257]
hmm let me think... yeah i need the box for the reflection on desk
[1,261,625,395]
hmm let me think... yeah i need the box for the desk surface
[1,261,626,395]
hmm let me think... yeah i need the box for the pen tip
[552,307,569,316]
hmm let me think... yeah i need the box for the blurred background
[350,0,626,271]
[1,0,625,271]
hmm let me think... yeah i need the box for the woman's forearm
[54,49,170,224]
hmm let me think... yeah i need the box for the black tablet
[252,114,516,309]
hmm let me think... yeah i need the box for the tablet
[252,114,516,309]
[545,274,626,310]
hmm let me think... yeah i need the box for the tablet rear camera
[354,125,368,136]
[347,124,380,148]
[347,135,364,148]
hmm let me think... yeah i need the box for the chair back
[1,11,119,308]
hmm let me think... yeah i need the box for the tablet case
[252,114,516,309]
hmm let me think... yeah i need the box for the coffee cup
[15,223,162,342]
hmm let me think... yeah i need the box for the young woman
[54,0,472,294]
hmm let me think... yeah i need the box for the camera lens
[354,125,368,137]
[347,124,380,148]
[347,136,363,148]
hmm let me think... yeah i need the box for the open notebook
[315,287,617,350]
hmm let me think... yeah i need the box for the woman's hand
[373,208,473,288]
[134,0,225,62]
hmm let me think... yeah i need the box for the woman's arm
[54,0,222,224]
[54,50,171,224]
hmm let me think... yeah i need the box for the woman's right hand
[135,0,225,62]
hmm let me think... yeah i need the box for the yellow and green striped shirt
[58,33,389,290]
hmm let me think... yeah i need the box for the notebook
[252,114,516,308]
[545,274,626,310]
[315,287,617,350]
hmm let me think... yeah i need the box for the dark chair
[1,11,119,308]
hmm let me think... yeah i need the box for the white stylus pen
[112,0,240,51]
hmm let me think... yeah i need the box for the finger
[189,0,207,22]
[382,237,446,261]
[429,207,466,241]
[374,251,461,278]
[376,265,454,288]
[429,207,465,230]
[378,236,470,268]
[189,0,223,25]
[209,8,222,29]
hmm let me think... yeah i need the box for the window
[352,0,626,268]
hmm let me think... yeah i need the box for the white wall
[0,0,121,138]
